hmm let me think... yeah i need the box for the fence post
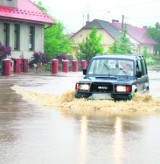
[13,58,21,74]
[81,60,87,70]
[2,59,11,76]
[62,60,69,73]
[72,60,78,72]
[51,59,59,74]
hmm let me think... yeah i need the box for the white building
[0,0,54,59]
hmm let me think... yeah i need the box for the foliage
[107,41,120,54]
[34,1,73,60]
[147,23,160,55]
[33,1,48,14]
[29,51,49,68]
[57,54,68,62]
[44,22,73,59]
[107,28,132,54]
[142,48,155,65]
[142,48,150,58]
[0,42,12,61]
[33,51,49,63]
[77,26,104,60]
[43,63,51,72]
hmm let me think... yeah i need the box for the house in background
[70,19,157,58]
[70,19,122,57]
[112,20,157,55]
[0,0,54,59]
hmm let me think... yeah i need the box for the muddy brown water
[0,71,160,164]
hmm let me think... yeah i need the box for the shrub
[0,42,12,61]
[33,51,49,63]
[57,54,68,63]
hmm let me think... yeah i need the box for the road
[0,70,160,164]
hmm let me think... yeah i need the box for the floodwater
[0,70,160,164]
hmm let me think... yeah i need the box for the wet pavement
[0,70,160,164]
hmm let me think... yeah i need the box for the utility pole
[107,11,110,21]
[121,15,124,30]
[83,14,85,26]
[86,1,90,24]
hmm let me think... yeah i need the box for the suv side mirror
[136,71,142,78]
[83,69,87,75]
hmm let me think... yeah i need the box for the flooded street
[1,70,160,164]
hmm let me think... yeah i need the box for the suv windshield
[88,58,134,76]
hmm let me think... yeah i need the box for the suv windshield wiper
[103,63,111,76]
[119,67,128,75]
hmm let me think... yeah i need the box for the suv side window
[141,59,147,75]
[136,60,142,73]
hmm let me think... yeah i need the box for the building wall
[138,44,154,55]
[0,20,44,59]
[71,29,115,58]
[0,0,17,8]
[127,34,155,55]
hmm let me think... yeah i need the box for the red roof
[0,0,54,25]
[112,21,157,45]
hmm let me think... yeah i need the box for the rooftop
[112,21,157,45]
[82,19,121,41]
[0,0,54,25]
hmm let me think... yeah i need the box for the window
[14,24,20,50]
[88,58,134,76]
[136,60,142,73]
[4,23,10,46]
[29,26,35,51]
[141,59,147,75]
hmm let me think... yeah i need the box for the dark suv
[75,55,149,100]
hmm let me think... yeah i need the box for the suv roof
[93,54,145,61]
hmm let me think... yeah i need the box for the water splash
[12,85,160,115]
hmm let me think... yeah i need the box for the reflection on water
[79,116,88,164]
[113,117,124,164]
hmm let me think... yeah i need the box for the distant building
[112,20,157,55]
[0,0,55,59]
[70,19,122,57]
[70,19,157,58]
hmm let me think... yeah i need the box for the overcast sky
[32,0,160,33]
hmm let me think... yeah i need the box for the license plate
[92,93,112,100]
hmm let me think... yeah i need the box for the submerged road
[0,70,160,164]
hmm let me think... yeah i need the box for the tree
[142,48,154,65]
[107,28,132,54]
[77,27,104,60]
[44,22,73,59]
[107,41,120,54]
[147,23,160,55]
[33,1,48,14]
[34,1,73,59]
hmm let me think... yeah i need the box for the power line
[51,0,160,16]
[107,0,160,11]
[125,15,159,26]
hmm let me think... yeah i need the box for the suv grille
[90,82,113,93]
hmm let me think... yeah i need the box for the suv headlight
[116,85,131,93]
[76,83,90,91]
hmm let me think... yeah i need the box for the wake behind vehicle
[75,54,149,100]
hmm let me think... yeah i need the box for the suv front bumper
[75,91,133,100]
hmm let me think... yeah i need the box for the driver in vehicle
[123,64,132,75]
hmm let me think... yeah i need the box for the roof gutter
[0,16,55,26]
